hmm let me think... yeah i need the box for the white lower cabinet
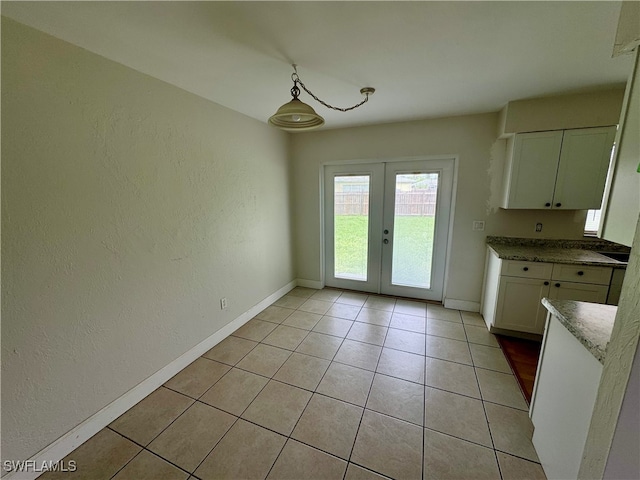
[481,249,613,335]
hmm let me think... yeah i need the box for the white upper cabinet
[502,131,563,209]
[501,126,616,210]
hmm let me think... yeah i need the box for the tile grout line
[264,290,357,479]
[471,350,505,480]
[138,317,291,478]
[133,343,266,468]
[343,307,394,480]
[181,336,285,478]
[459,308,505,479]
[423,311,431,480]
[295,291,363,477]
[196,308,303,480]
[104,428,192,479]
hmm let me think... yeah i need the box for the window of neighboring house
[584,140,616,236]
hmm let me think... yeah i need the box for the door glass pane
[391,173,438,288]
[334,175,370,281]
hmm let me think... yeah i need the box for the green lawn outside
[335,215,435,287]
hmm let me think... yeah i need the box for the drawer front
[501,260,553,279]
[551,264,612,285]
[548,281,609,304]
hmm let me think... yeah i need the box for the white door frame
[321,156,457,302]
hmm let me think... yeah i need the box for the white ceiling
[2,1,632,130]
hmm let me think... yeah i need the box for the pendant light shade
[268,98,325,131]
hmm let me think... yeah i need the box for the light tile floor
[41,287,547,480]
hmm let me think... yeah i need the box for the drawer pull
[544,281,549,286]
[577,271,584,276]
[555,283,561,288]
[523,267,529,272]
[555,203,562,207]
[545,202,551,207]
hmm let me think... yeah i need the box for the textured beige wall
[290,115,588,307]
[1,17,293,462]
[604,335,640,479]
[580,215,640,479]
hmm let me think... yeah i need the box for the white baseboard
[4,280,296,480]
[295,278,323,290]
[444,298,480,312]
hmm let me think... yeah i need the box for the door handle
[383,239,389,244]
[383,229,389,235]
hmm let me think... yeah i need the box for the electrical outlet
[472,220,485,231]
[220,297,228,310]
[535,223,543,232]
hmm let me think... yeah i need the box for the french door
[324,159,454,301]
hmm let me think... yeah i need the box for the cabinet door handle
[555,202,562,207]
[545,202,551,207]
[523,267,529,272]
[544,281,549,286]
[577,271,584,276]
[555,283,561,287]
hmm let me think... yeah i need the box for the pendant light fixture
[269,65,375,132]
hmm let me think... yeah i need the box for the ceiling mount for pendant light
[269,64,375,132]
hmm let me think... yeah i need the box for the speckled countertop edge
[486,237,629,268]
[486,236,630,252]
[541,298,617,364]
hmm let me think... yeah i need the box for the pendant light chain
[291,65,372,113]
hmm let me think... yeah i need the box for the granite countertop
[486,236,629,268]
[541,298,616,364]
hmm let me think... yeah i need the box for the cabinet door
[504,131,563,209]
[504,131,562,209]
[548,281,609,304]
[553,127,616,210]
[495,276,550,334]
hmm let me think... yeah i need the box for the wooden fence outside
[334,192,437,216]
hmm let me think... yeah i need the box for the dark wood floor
[495,335,542,404]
